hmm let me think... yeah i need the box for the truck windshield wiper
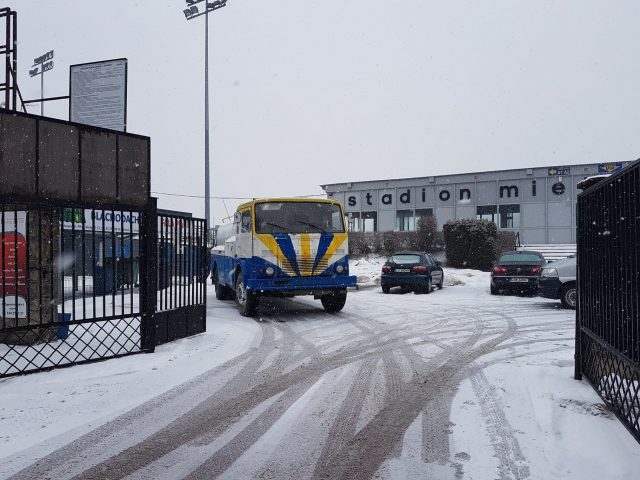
[296,220,326,233]
[265,222,287,231]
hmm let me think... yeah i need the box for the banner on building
[63,209,140,234]
[547,166,571,176]
[598,162,623,174]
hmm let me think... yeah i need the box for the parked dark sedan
[381,251,444,294]
[490,251,545,295]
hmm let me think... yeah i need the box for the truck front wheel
[321,290,347,313]
[235,271,259,316]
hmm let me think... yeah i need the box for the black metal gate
[155,209,207,345]
[0,201,208,377]
[0,201,156,377]
[576,159,640,443]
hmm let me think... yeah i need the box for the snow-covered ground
[1,256,639,479]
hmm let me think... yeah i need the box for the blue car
[381,251,444,294]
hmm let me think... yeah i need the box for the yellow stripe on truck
[257,234,296,276]
[300,233,311,276]
[317,233,347,270]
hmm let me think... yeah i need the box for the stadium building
[321,162,630,245]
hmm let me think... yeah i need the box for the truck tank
[214,222,236,248]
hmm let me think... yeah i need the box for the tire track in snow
[25,315,452,478]
[316,309,519,479]
[311,359,378,480]
[469,369,530,480]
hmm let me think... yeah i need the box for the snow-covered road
[2,263,640,479]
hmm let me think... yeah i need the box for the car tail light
[531,266,541,274]
[411,266,428,273]
[382,265,391,273]
[492,266,507,274]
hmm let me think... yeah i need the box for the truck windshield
[255,202,345,234]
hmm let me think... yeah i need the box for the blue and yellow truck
[210,198,357,316]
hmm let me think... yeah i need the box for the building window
[477,205,498,223]
[396,210,414,231]
[362,211,377,232]
[499,204,520,229]
[415,208,433,219]
[346,212,361,232]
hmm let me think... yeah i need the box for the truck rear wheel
[214,269,233,300]
[235,271,259,316]
[321,290,347,313]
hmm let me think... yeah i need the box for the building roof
[320,161,631,191]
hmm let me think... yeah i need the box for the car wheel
[417,278,431,294]
[235,271,259,316]
[560,283,577,310]
[382,286,390,294]
[321,290,347,313]
[490,284,499,295]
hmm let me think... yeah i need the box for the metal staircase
[517,244,576,262]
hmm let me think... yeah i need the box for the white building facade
[321,162,630,244]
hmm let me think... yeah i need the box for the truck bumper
[246,276,357,293]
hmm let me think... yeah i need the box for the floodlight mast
[29,50,54,115]
[183,0,228,236]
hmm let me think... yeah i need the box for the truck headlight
[335,264,345,274]
[541,268,558,277]
[265,266,275,276]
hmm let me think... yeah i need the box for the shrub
[348,232,370,256]
[381,231,402,256]
[495,230,517,257]
[348,226,444,258]
[415,215,438,252]
[443,219,497,271]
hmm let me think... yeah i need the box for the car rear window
[389,254,421,264]
[498,254,542,263]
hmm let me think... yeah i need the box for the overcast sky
[11,0,640,224]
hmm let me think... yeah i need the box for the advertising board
[0,212,27,318]
[63,208,140,234]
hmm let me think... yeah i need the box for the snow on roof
[577,174,610,191]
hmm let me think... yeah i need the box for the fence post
[573,231,582,380]
[140,197,157,351]
[574,199,582,380]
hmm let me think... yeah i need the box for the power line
[151,191,326,200]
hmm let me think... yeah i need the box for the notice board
[70,58,127,132]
